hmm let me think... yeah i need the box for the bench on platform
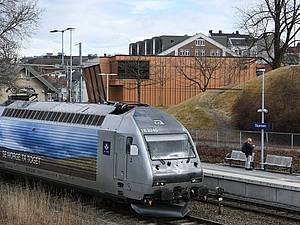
[263,154,293,174]
[224,150,255,167]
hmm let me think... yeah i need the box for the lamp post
[257,68,267,169]
[50,28,68,66]
[68,28,75,102]
[98,73,118,101]
[75,42,83,102]
[50,27,76,102]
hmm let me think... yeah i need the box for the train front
[131,107,206,217]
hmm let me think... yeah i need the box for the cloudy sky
[21,0,250,57]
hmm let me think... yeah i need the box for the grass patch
[167,65,300,132]
[166,94,215,129]
[0,183,98,225]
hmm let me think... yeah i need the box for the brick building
[129,33,236,57]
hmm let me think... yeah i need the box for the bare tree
[151,57,169,106]
[118,57,150,104]
[223,58,256,86]
[238,0,300,69]
[0,0,41,85]
[176,56,222,92]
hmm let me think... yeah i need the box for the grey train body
[0,101,204,217]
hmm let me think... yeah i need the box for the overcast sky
[20,0,250,57]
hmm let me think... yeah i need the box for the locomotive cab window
[145,134,195,160]
[126,137,133,154]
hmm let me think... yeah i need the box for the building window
[195,39,205,46]
[216,50,221,56]
[210,50,215,56]
[235,49,240,55]
[179,49,185,56]
[195,50,199,56]
[118,60,150,79]
[185,49,191,56]
[200,49,206,56]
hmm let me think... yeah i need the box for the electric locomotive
[0,95,205,217]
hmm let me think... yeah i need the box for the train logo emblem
[153,119,165,126]
[103,141,111,155]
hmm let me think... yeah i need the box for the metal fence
[190,128,300,150]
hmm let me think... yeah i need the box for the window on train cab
[67,113,75,123]
[126,137,133,154]
[87,115,95,125]
[81,114,90,125]
[75,114,85,124]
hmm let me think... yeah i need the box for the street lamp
[67,27,75,102]
[50,27,75,102]
[50,28,68,66]
[98,73,118,101]
[257,68,267,169]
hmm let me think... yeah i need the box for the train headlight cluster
[191,177,202,183]
[153,181,166,186]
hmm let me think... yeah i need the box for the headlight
[191,177,202,183]
[153,181,166,186]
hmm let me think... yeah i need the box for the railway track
[83,198,225,225]
[195,195,300,223]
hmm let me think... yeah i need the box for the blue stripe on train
[0,119,98,159]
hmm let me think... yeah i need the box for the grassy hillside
[167,66,300,131]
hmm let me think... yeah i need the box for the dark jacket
[242,142,254,157]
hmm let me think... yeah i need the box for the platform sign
[103,141,111,155]
[252,122,272,130]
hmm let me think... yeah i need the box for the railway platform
[202,162,300,210]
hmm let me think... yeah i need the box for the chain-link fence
[190,128,300,150]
